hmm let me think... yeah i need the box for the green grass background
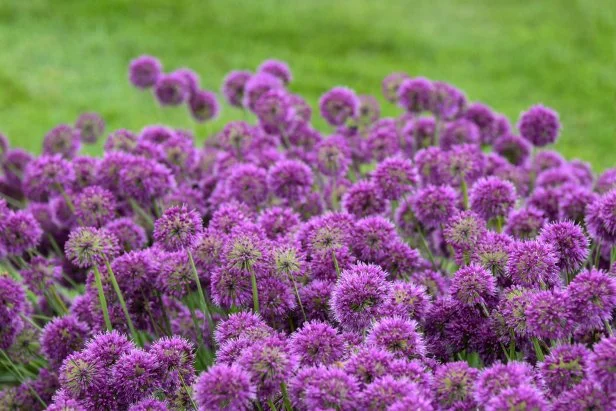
[1,0,615,169]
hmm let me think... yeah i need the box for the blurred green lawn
[1,0,614,169]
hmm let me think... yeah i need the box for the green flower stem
[280,382,293,411]
[289,275,307,322]
[129,198,155,230]
[104,258,141,345]
[461,180,469,210]
[605,320,613,337]
[0,349,47,409]
[250,267,260,313]
[332,250,341,279]
[187,250,215,332]
[92,265,112,331]
[531,337,545,362]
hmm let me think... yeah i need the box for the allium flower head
[539,344,590,396]
[59,351,103,399]
[23,154,75,200]
[494,134,532,166]
[344,346,395,386]
[372,156,418,200]
[431,81,467,119]
[1,211,43,255]
[382,72,409,102]
[149,336,195,386]
[194,364,256,411]
[258,59,292,84]
[403,117,436,151]
[243,72,283,111]
[384,280,431,321]
[154,72,189,106]
[366,316,426,360]
[552,380,615,411]
[226,164,268,207]
[302,366,360,410]
[397,77,434,113]
[189,90,220,122]
[128,399,170,411]
[567,268,616,329]
[267,159,313,202]
[319,86,360,126]
[105,129,138,152]
[518,104,561,147]
[84,330,135,368]
[157,251,194,299]
[43,124,81,159]
[498,286,535,336]
[588,336,616,391]
[112,349,162,405]
[258,207,300,241]
[342,180,388,218]
[505,207,546,240]
[75,112,105,144]
[73,186,117,227]
[366,118,400,162]
[472,231,513,282]
[214,312,272,345]
[41,315,89,368]
[411,184,458,229]
[358,94,381,125]
[538,221,589,273]
[104,217,147,252]
[117,157,175,205]
[440,119,480,150]
[444,210,487,260]
[360,376,419,411]
[506,240,560,289]
[351,215,397,262]
[331,263,391,331]
[474,362,535,404]
[433,362,478,410]
[526,290,574,340]
[154,206,203,251]
[290,321,345,366]
[129,55,162,89]
[485,385,548,411]
[442,143,485,186]
[469,176,517,221]
[414,146,446,185]
[20,256,61,295]
[451,264,496,307]
[464,102,496,145]
[315,135,351,177]
[221,70,251,107]
[253,88,295,134]
[65,227,120,268]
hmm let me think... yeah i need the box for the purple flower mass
[3,56,616,411]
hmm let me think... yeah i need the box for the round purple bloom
[149,336,195,388]
[382,72,409,103]
[75,112,105,144]
[23,154,75,200]
[154,205,203,251]
[210,265,253,310]
[397,77,434,113]
[596,167,616,194]
[221,70,252,107]
[154,72,189,106]
[538,221,589,273]
[444,210,487,262]
[431,81,467,119]
[258,207,300,241]
[194,363,256,411]
[507,240,560,289]
[499,286,535,337]
[440,119,480,150]
[104,218,147,252]
[112,349,162,405]
[351,215,397,263]
[129,55,162,89]
[527,290,574,340]
[189,90,220,122]
[73,186,117,228]
[411,184,458,229]
[41,315,89,368]
[43,124,81,159]
[360,376,419,411]
[226,164,269,208]
[214,312,271,345]
[267,159,313,202]
[358,94,381,125]
[319,86,360,126]
[366,316,426,360]
[366,118,400,162]
[65,227,120,268]
[384,280,431,321]
[341,180,388,218]
[331,263,391,331]
[552,380,615,411]
[589,336,616,391]
[302,366,360,410]
[451,264,496,307]
[464,102,496,145]
[253,89,294,134]
[372,156,418,200]
[84,330,135,368]
[402,117,436,152]
[290,321,345,366]
[567,268,616,330]
[469,176,517,221]
[485,385,548,411]
[560,186,597,223]
[518,104,561,147]
[1,211,43,255]
[505,207,546,240]
[174,68,200,95]
[243,72,283,111]
[128,399,170,411]
[344,346,395,386]
[59,351,104,399]
[315,135,351,178]
[258,59,292,84]
[413,146,446,185]
[105,129,138,152]
[433,362,478,410]
[494,134,532,166]
[20,256,61,295]
[474,362,535,404]
[539,343,590,396]
[117,158,176,205]
[442,143,485,186]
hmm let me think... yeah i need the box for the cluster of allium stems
[1,55,616,410]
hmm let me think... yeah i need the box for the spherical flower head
[41,315,89,368]
[382,72,409,102]
[464,102,497,145]
[243,72,283,111]
[104,129,138,152]
[70,155,99,191]
[112,349,162,405]
[474,362,535,404]
[505,206,546,240]
[300,366,359,410]
[156,251,195,299]
[360,376,421,411]
[432,81,467,119]
[552,380,615,411]
[485,385,548,411]
[372,156,418,200]
[298,211,354,255]
[526,290,574,340]
[46,395,87,411]
[366,316,426,360]
[442,143,486,186]
[451,264,496,307]
[258,207,300,241]
[149,336,195,387]
[506,240,560,289]
[23,154,75,200]
[342,180,388,218]
[440,119,480,150]
[154,206,203,251]
[585,196,616,245]
[258,59,292,84]
[267,159,313,202]
[444,210,487,259]
[433,362,478,410]
[315,135,351,177]
[128,398,170,411]
[518,104,561,147]
[299,280,334,322]
[469,176,517,221]
[75,112,105,144]
[538,221,589,273]
[498,286,535,336]
[154,72,189,106]
[539,343,590,397]
[567,268,616,330]
[253,88,294,134]
[65,226,120,268]
[397,77,434,113]
[84,330,135,368]
[104,218,147,252]
[411,184,458,229]
[59,351,104,399]
[194,363,256,411]
[221,70,252,107]
[73,186,117,228]
[290,321,345,366]
[319,86,360,126]
[402,116,436,152]
[208,200,254,235]
[596,167,616,194]
[351,215,397,262]
[129,55,162,89]
[226,164,268,208]
[174,67,201,96]
[210,265,253,310]
[331,263,391,331]
[558,187,596,223]
[413,146,446,185]
[43,124,81,159]
[357,94,381,126]
[365,118,399,162]
[214,312,271,345]
[343,346,395,387]
[494,134,532,166]
[189,90,220,122]
[1,211,43,255]
[589,336,616,391]
[20,256,61,295]
[383,280,431,321]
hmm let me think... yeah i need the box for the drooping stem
[104,258,141,345]
[92,265,112,331]
[187,250,215,332]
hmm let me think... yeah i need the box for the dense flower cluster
[1,57,616,410]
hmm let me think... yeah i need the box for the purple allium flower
[23,154,75,200]
[344,346,395,386]
[552,380,615,411]
[156,251,195,299]
[41,315,89,368]
[384,280,431,321]
[440,119,480,150]
[433,362,478,410]
[189,90,220,122]
[451,264,496,307]
[299,280,335,322]
[471,231,512,282]
[485,385,548,411]
[153,205,202,251]
[442,143,485,186]
[73,186,116,228]
[382,72,409,103]
[59,351,104,399]
[411,184,458,229]
[302,366,359,410]
[70,156,99,191]
[365,118,400,162]
[319,86,360,126]
[129,55,162,89]
[83,331,135,369]
[226,164,269,207]
[150,336,195,389]
[538,221,589,273]
[539,344,590,396]
[288,93,312,123]
[567,268,616,330]
[214,312,271,345]
[350,215,396,262]
[358,94,381,125]
[221,70,252,107]
[139,124,176,144]
[173,68,200,96]
[105,129,138,152]
[506,240,560,289]
[258,59,292,84]
[256,274,297,320]
[469,176,517,221]
[43,124,81,159]
[341,180,388,218]
[366,316,426,360]
[331,263,391,331]
[432,81,467,119]
[505,206,546,240]
[596,167,616,194]
[257,207,300,241]
[20,256,61,295]
[0,275,26,350]
[154,72,189,106]
[372,156,417,200]
[267,159,313,202]
[315,135,351,178]
[498,286,535,336]
[1,211,43,255]
[526,290,574,340]
[474,362,535,404]
[65,227,120,268]
[397,77,434,113]
[413,146,446,185]
[289,321,345,366]
[253,89,294,134]
[589,336,616,391]
[444,210,487,262]
[128,398,170,411]
[46,394,86,411]
[379,239,423,280]
[535,166,579,189]
[493,134,532,166]
[75,112,105,145]
[210,265,253,310]
[112,349,162,405]
[464,102,496,145]
[402,117,436,152]
[360,376,420,411]
[194,364,256,411]
[518,104,561,147]
[104,218,147,252]
[243,72,283,112]
[527,187,561,222]
[117,158,176,205]
[208,200,253,235]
